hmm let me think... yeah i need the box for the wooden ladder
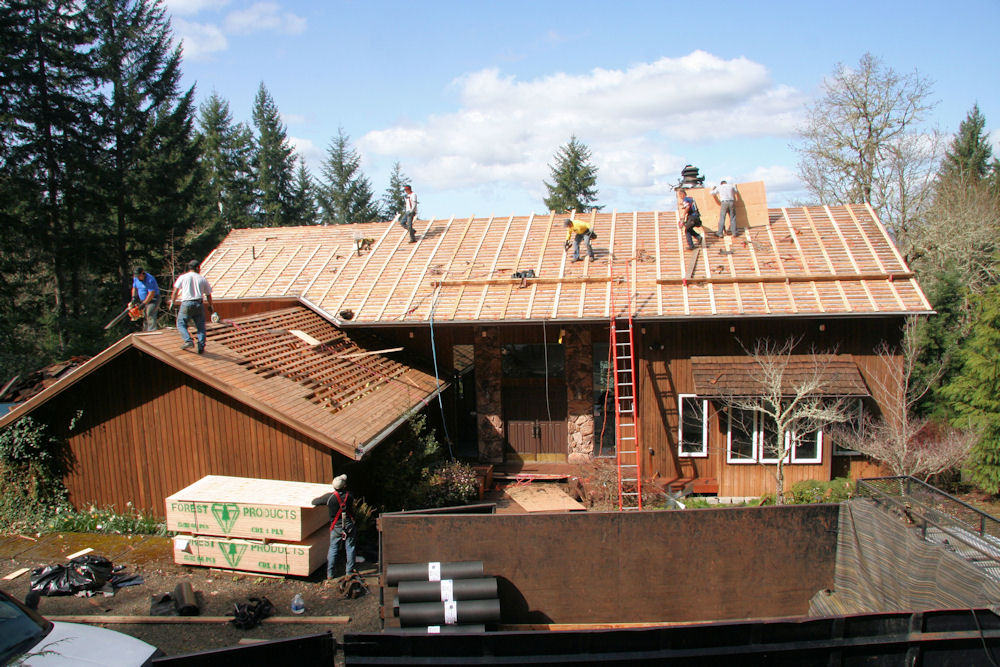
[611,261,643,511]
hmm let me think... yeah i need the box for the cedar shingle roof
[690,355,870,397]
[202,204,931,324]
[0,306,443,459]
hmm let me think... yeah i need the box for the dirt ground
[0,531,381,659]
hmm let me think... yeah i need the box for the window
[678,394,708,457]
[727,408,756,464]
[832,399,865,456]
[501,344,564,378]
[726,407,823,465]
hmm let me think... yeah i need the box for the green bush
[45,503,166,536]
[0,417,71,533]
[785,478,856,504]
[425,460,479,507]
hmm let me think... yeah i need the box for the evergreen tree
[92,0,198,308]
[543,135,600,214]
[939,104,993,184]
[317,127,379,224]
[943,286,1000,492]
[251,82,295,227]
[197,92,256,234]
[0,0,99,360]
[379,161,408,221]
[288,157,319,225]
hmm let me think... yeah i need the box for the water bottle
[290,593,305,614]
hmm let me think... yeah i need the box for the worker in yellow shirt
[563,218,595,262]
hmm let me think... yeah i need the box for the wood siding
[634,317,903,497]
[34,349,334,516]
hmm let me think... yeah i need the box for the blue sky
[165,0,1000,220]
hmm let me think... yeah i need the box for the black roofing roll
[398,599,500,627]
[385,561,484,585]
[389,624,487,634]
[397,577,497,603]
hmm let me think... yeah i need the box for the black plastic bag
[29,555,114,596]
[230,596,274,630]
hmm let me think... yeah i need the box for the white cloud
[165,0,229,16]
[224,2,306,35]
[290,137,324,173]
[360,52,807,209]
[173,19,227,62]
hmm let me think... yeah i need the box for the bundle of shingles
[1,356,90,404]
[384,560,500,634]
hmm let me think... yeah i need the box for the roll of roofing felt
[397,577,498,603]
[398,599,500,627]
[385,561,484,585]
[389,624,487,634]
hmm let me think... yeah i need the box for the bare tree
[720,338,852,504]
[794,53,939,257]
[910,177,1000,297]
[831,323,975,480]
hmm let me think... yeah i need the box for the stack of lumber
[166,475,331,577]
[383,560,499,633]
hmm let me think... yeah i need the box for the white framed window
[678,394,708,457]
[727,407,756,464]
[832,399,865,456]
[790,429,823,464]
[725,407,824,465]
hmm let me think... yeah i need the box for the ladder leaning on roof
[611,260,643,510]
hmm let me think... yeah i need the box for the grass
[44,503,167,536]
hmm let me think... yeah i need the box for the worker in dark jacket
[312,474,356,579]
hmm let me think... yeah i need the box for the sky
[164,0,1000,220]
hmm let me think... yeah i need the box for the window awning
[690,355,870,397]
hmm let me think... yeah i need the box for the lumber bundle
[167,475,331,577]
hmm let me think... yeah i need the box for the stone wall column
[564,325,594,464]
[474,326,504,462]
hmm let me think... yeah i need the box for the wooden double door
[502,381,567,461]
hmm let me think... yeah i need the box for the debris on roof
[0,356,90,405]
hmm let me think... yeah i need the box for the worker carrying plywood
[563,218,595,263]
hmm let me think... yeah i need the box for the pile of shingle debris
[0,356,90,404]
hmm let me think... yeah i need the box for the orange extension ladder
[611,260,643,510]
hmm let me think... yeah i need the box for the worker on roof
[130,267,160,332]
[564,218,595,263]
[711,179,740,237]
[399,184,418,243]
[677,188,703,250]
[169,260,214,354]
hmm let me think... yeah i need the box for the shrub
[425,460,479,507]
[0,417,71,533]
[45,503,166,536]
[785,478,856,504]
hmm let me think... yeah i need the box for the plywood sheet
[165,475,331,541]
[172,527,328,576]
[504,483,586,513]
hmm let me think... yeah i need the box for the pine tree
[318,127,379,224]
[379,162,408,221]
[543,135,600,214]
[288,157,319,225]
[943,286,1000,492]
[939,104,994,184]
[92,0,200,312]
[0,0,99,360]
[251,83,295,227]
[197,92,256,234]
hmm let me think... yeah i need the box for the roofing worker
[677,188,703,250]
[130,267,160,332]
[312,474,357,580]
[711,179,740,237]
[564,218,595,263]
[169,260,214,354]
[400,184,418,243]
